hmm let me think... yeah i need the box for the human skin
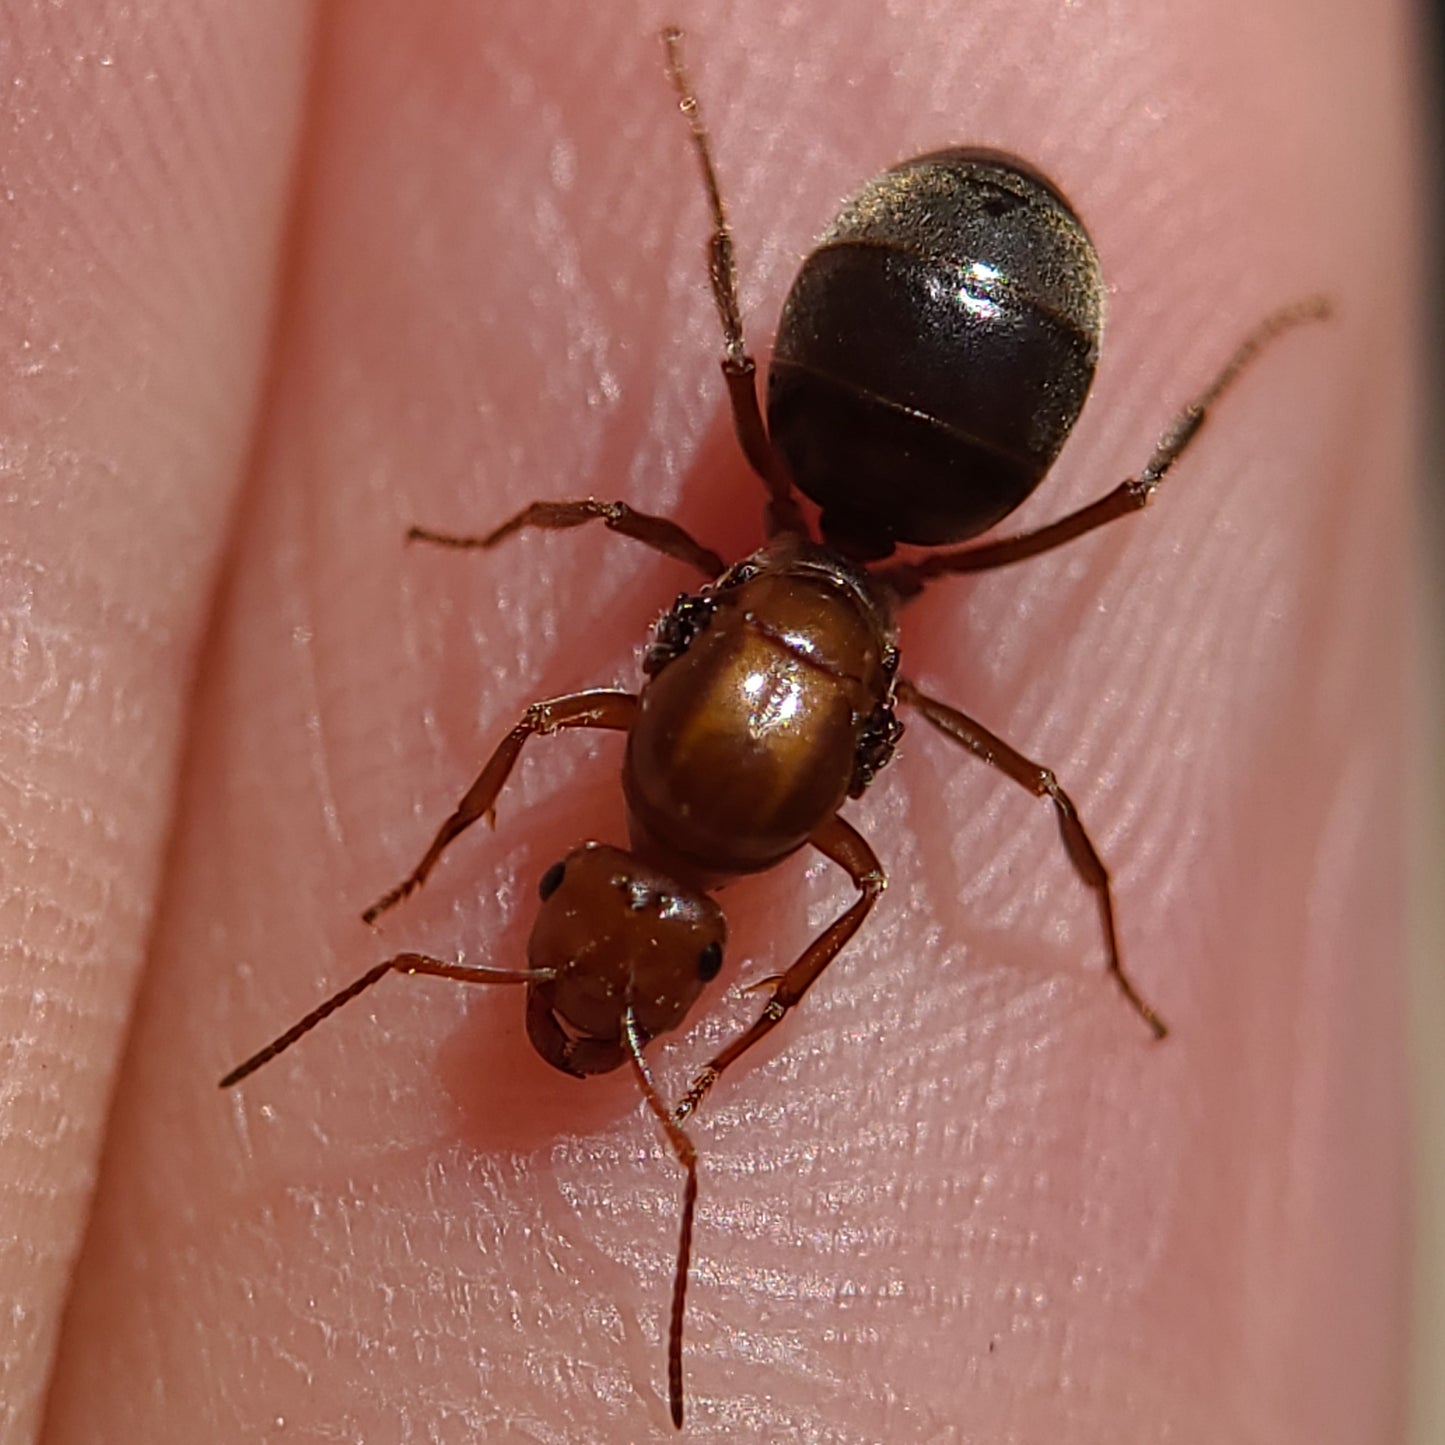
[0,0,1417,1440]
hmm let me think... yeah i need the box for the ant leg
[878,296,1332,599]
[622,1008,699,1430]
[661,26,804,537]
[675,814,885,1123]
[220,951,551,1088]
[410,499,724,580]
[361,689,638,925]
[897,678,1167,1039]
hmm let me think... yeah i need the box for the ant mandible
[221,26,1330,1431]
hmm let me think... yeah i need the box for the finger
[0,4,314,1441]
[44,0,1417,1441]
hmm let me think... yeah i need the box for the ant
[221,26,1330,1431]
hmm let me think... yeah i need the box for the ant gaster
[222,27,1330,1430]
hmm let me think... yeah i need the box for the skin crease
[0,0,1416,1439]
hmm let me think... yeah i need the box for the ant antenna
[623,1007,698,1430]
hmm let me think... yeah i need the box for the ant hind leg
[879,296,1332,598]
[661,26,804,536]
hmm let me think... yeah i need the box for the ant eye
[697,941,723,981]
[538,860,566,901]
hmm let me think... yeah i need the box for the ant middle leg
[897,677,1166,1039]
[361,689,638,926]
[410,498,724,579]
[878,296,1332,598]
[674,814,885,1123]
[661,26,803,537]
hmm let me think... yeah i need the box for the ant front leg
[878,296,1332,597]
[661,27,804,538]
[410,499,724,580]
[362,689,638,925]
[897,678,1166,1039]
[674,814,885,1123]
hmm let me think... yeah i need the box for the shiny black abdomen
[766,149,1104,558]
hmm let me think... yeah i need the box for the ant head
[524,841,726,1077]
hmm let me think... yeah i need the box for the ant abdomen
[768,149,1104,557]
